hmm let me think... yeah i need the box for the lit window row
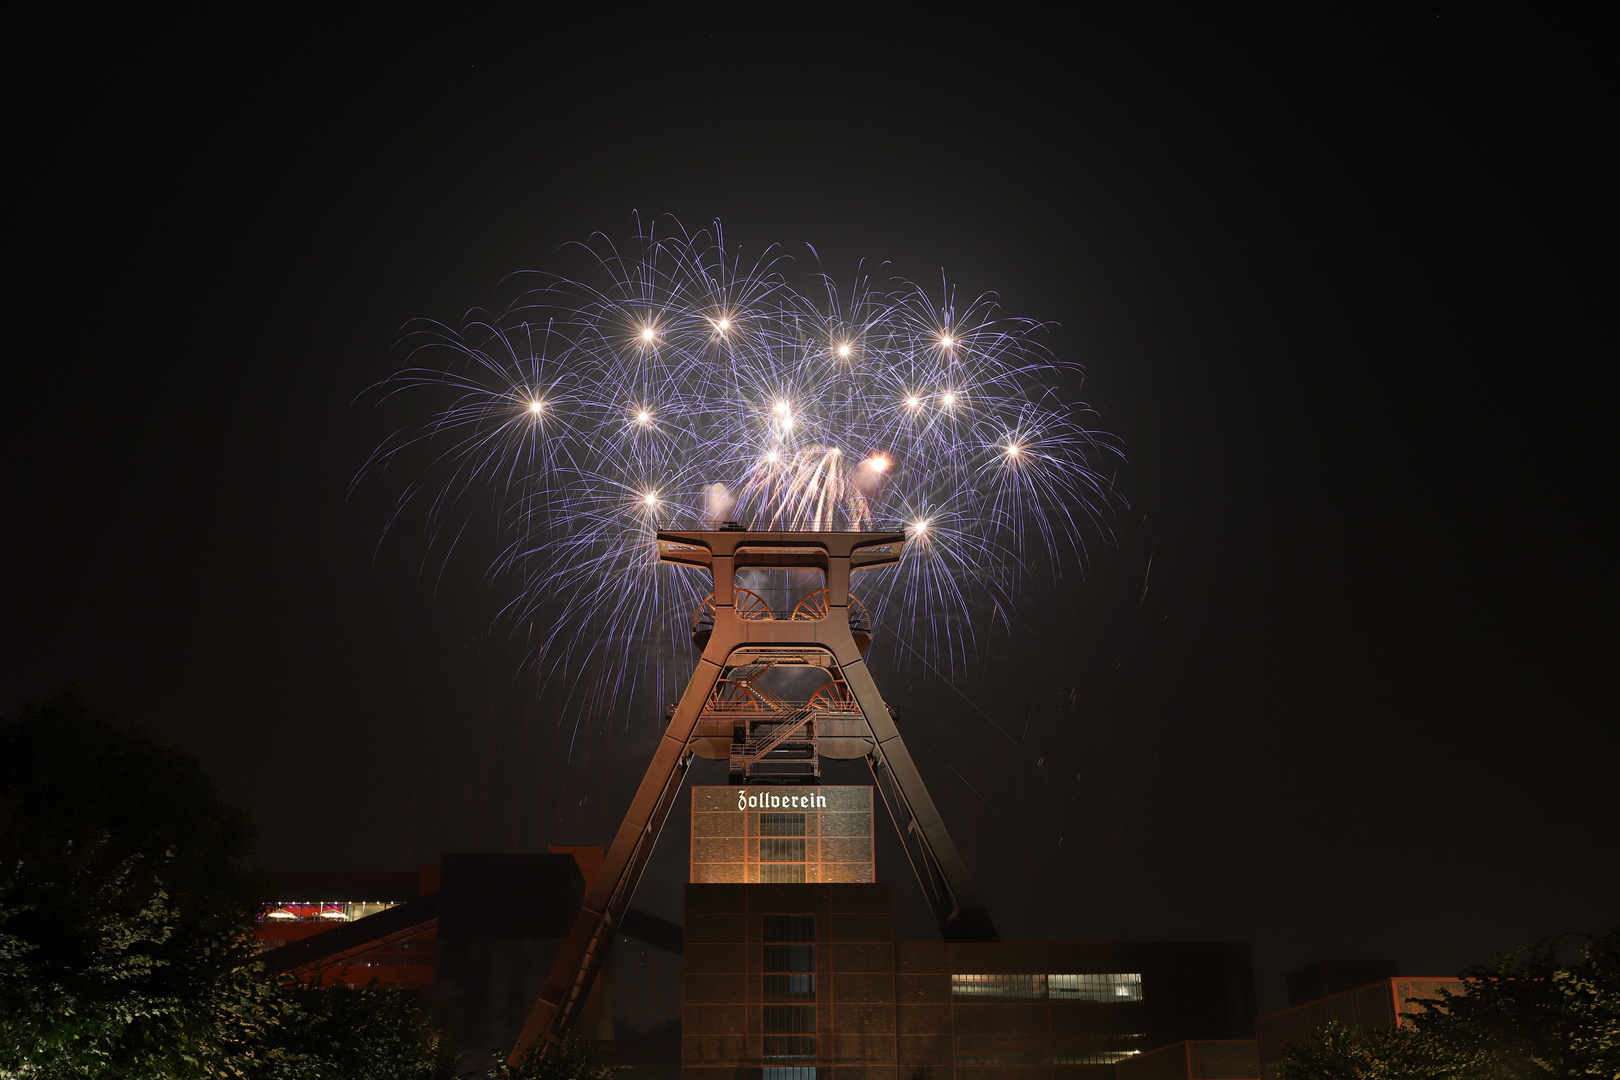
[760,813,807,836]
[950,972,1144,1001]
[261,901,398,923]
[761,838,807,862]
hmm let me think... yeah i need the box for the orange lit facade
[254,869,438,990]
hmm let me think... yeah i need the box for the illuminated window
[761,863,806,882]
[950,972,1144,1001]
[763,1070,815,1080]
[951,973,1045,999]
[761,838,806,862]
[954,1033,1048,1064]
[1048,973,1143,1002]
[761,813,806,836]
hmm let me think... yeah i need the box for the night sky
[7,10,1610,1017]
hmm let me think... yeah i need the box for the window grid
[763,944,816,972]
[760,838,807,862]
[762,1036,816,1063]
[1049,973,1144,1002]
[760,813,807,836]
[763,1005,816,1034]
[762,915,816,943]
[950,972,1144,1001]
[950,973,1045,999]
[762,1070,816,1080]
[763,974,816,1001]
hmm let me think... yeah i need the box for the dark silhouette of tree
[1278,929,1620,1079]
[1,686,457,1078]
[486,1033,617,1080]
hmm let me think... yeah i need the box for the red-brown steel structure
[509,528,998,1062]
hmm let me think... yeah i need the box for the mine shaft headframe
[665,528,898,655]
[657,528,904,602]
[508,528,997,1066]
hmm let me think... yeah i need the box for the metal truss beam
[509,529,997,1064]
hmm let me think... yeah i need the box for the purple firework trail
[359,219,1123,731]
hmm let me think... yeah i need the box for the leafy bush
[1,687,457,1078]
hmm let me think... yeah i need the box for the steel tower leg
[840,656,999,942]
[508,656,724,1060]
[509,529,998,1064]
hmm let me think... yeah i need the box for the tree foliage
[486,1033,617,1080]
[1277,929,1620,1080]
[0,687,457,1078]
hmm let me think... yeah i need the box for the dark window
[762,1036,816,1063]
[763,944,816,972]
[761,813,806,836]
[763,1004,816,1033]
[761,864,806,883]
[763,973,816,1001]
[763,915,816,942]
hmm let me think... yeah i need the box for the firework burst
[358,218,1123,727]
